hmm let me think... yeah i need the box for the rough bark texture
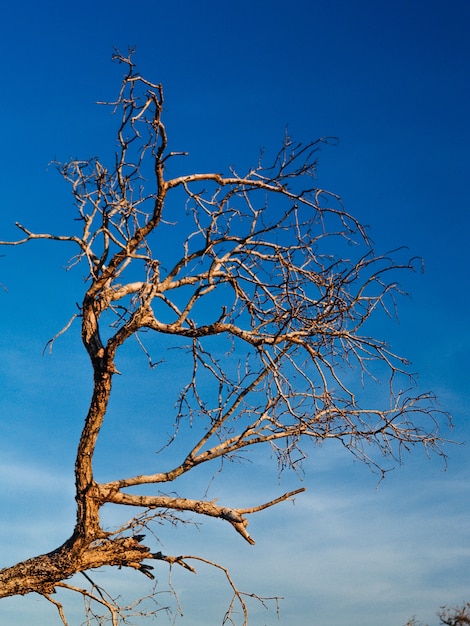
[0,534,152,599]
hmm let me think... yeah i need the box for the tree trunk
[0,534,153,599]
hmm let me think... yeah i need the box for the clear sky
[0,1,469,625]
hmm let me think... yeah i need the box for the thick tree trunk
[0,534,152,599]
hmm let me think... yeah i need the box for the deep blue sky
[0,1,469,625]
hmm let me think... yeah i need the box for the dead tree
[439,604,470,626]
[0,52,449,624]
[405,603,470,626]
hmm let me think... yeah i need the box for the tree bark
[0,534,153,599]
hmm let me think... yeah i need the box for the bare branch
[41,592,69,626]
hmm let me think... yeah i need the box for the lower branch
[159,554,282,626]
[99,487,306,545]
[0,488,305,602]
[0,534,153,600]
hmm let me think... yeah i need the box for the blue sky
[0,0,469,624]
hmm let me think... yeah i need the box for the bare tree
[405,603,470,626]
[0,51,449,624]
[439,604,470,626]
